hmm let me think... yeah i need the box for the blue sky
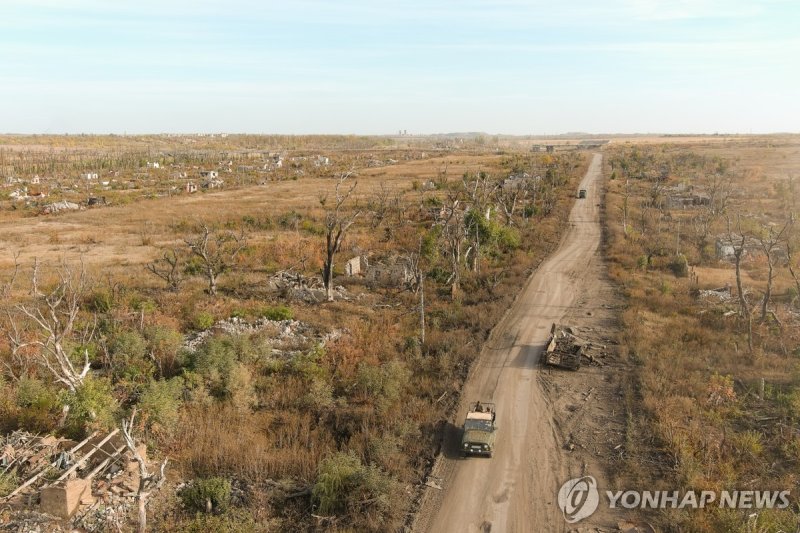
[1,0,797,134]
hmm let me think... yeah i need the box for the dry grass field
[603,135,800,532]
[0,134,588,531]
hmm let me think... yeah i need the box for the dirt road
[414,153,604,533]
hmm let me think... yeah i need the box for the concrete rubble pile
[183,317,343,357]
[266,270,349,302]
[0,429,156,532]
[696,286,733,303]
[42,200,81,214]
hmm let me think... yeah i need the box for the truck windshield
[464,419,493,431]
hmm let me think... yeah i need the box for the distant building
[81,172,98,180]
[199,170,219,179]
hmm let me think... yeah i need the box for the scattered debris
[543,324,583,371]
[183,316,342,357]
[42,200,81,214]
[696,285,732,303]
[0,429,165,532]
[267,270,349,302]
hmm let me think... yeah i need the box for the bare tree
[727,216,754,357]
[786,217,800,308]
[692,169,734,255]
[145,248,183,291]
[367,181,392,229]
[320,172,361,302]
[15,263,92,392]
[404,239,426,344]
[620,179,631,237]
[462,172,497,273]
[756,218,792,323]
[121,409,168,533]
[2,251,20,297]
[439,197,467,297]
[494,182,527,226]
[185,224,247,296]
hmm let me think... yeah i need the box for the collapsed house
[1,429,154,525]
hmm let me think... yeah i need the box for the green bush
[312,452,403,529]
[181,477,232,513]
[668,253,689,277]
[110,329,154,386]
[299,219,324,235]
[258,305,293,321]
[144,324,184,375]
[495,225,521,251]
[355,360,410,412]
[15,376,58,409]
[60,377,118,438]
[139,378,184,428]
[85,288,114,313]
[193,312,215,331]
[277,210,301,229]
[185,335,264,402]
[13,377,60,433]
[0,471,18,497]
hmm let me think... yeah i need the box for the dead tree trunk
[728,218,753,358]
[122,410,168,533]
[787,238,800,307]
[185,224,246,297]
[321,172,360,302]
[757,218,791,322]
[16,262,92,392]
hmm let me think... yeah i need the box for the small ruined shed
[1,429,149,521]
[344,255,369,276]
[714,234,761,261]
[543,323,583,371]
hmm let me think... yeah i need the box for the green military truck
[461,401,497,457]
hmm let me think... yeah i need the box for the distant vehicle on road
[461,401,496,457]
[578,189,587,199]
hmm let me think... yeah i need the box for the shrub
[110,329,154,387]
[139,378,184,428]
[192,312,215,331]
[354,360,410,412]
[0,471,18,497]
[299,219,324,235]
[312,452,403,530]
[277,210,301,229]
[13,377,59,433]
[669,253,689,277]
[258,305,293,321]
[495,225,521,251]
[85,288,114,313]
[144,324,184,376]
[180,477,232,513]
[15,376,58,409]
[185,335,263,402]
[60,377,118,438]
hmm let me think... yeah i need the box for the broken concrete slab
[40,478,90,519]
